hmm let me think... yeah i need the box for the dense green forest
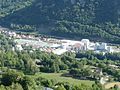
[0,0,34,18]
[0,0,120,43]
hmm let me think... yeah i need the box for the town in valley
[1,0,120,90]
[0,27,119,55]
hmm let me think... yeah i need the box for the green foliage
[0,83,24,90]
[54,85,66,90]
[1,70,24,86]
[20,76,36,90]
[0,0,34,18]
[0,33,120,90]
[1,0,120,43]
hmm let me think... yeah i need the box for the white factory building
[50,39,114,55]
[14,37,114,55]
[95,43,107,50]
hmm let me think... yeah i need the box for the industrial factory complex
[0,27,119,55]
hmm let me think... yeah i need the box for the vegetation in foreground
[0,33,120,90]
[35,72,94,86]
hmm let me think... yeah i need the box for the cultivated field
[34,72,94,86]
[104,82,120,89]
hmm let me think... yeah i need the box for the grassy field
[34,72,94,86]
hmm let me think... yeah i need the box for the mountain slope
[0,0,34,18]
[0,0,120,43]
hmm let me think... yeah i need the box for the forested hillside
[0,0,34,18]
[0,0,120,43]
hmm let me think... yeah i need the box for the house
[72,43,84,52]
[44,87,53,90]
[52,48,67,55]
[15,44,23,51]
[100,76,109,85]
[109,64,119,69]
[95,43,107,51]
[96,68,103,76]
[107,46,113,53]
